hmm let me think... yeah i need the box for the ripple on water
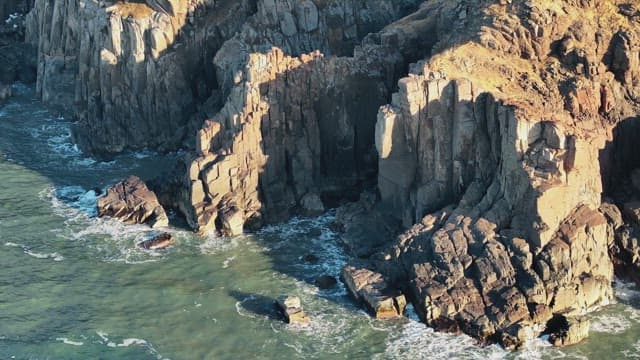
[4,241,64,262]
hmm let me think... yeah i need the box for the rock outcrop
[341,266,406,319]
[138,232,173,250]
[177,0,436,235]
[25,0,256,153]
[367,0,640,348]
[275,295,310,324]
[97,176,169,228]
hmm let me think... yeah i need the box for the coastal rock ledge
[22,0,640,350]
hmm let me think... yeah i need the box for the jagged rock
[138,232,173,250]
[547,315,590,347]
[26,0,255,153]
[24,0,640,349]
[340,266,406,319]
[97,176,169,228]
[275,295,310,324]
[219,205,243,236]
[178,0,426,234]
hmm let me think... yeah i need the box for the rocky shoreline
[7,0,640,350]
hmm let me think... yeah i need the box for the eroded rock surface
[341,266,406,319]
[367,0,640,348]
[23,0,640,349]
[97,176,169,228]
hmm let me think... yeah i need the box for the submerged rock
[340,266,406,319]
[138,233,173,250]
[275,295,310,324]
[315,275,337,290]
[97,176,169,228]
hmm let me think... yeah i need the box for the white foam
[222,256,235,268]
[117,338,148,347]
[591,314,633,334]
[24,250,64,261]
[5,241,64,261]
[56,337,83,346]
[615,279,640,303]
[622,339,640,358]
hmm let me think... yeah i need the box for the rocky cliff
[24,0,640,349]
[25,0,256,153]
[371,0,640,347]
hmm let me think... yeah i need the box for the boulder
[275,295,310,324]
[547,315,590,347]
[138,232,173,250]
[97,176,169,228]
[340,266,406,319]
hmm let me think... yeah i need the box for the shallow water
[1,84,640,359]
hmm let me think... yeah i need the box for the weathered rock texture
[341,266,406,319]
[25,0,255,153]
[97,175,169,228]
[370,0,640,348]
[178,0,435,235]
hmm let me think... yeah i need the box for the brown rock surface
[275,295,311,325]
[138,232,173,250]
[340,266,406,319]
[97,176,169,228]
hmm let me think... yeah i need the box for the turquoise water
[1,84,640,359]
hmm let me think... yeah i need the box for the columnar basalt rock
[178,0,434,235]
[25,0,255,154]
[369,0,640,348]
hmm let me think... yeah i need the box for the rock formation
[369,0,640,348]
[341,266,407,319]
[275,295,311,324]
[25,0,256,153]
[22,0,640,350]
[97,175,169,228]
[138,232,173,250]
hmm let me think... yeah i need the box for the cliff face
[24,0,640,349]
[372,0,640,347]
[177,0,425,234]
[26,0,255,154]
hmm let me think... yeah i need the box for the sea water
[1,84,640,359]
